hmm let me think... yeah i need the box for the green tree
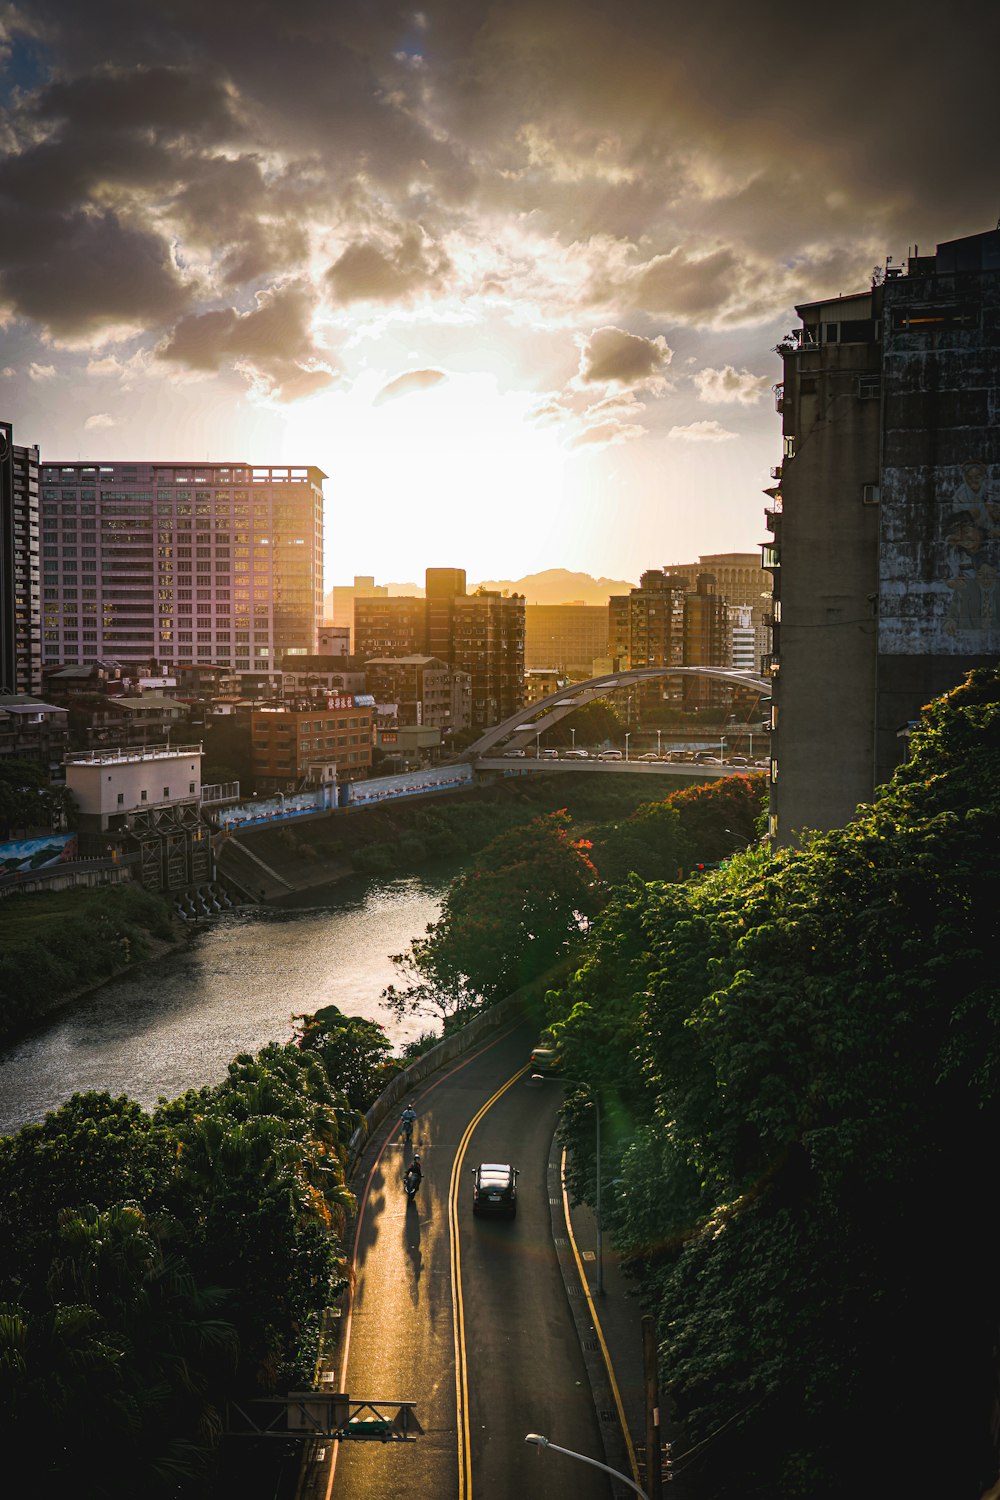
[547,670,1000,1497]
[293,1005,398,1112]
[384,811,600,1018]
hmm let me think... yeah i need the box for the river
[0,867,453,1136]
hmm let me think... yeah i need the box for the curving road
[328,1017,611,1500]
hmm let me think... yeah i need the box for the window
[858,375,881,400]
[189,782,195,794]
[117,792,125,805]
[163,787,170,798]
[141,790,148,802]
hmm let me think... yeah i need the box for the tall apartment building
[426,567,466,664]
[327,575,387,648]
[609,569,687,672]
[610,568,731,709]
[665,552,772,673]
[0,420,41,695]
[452,590,525,726]
[39,461,324,678]
[354,567,525,728]
[354,593,428,658]
[524,602,610,676]
[768,225,1000,844]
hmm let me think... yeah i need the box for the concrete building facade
[523,602,610,676]
[768,226,1000,843]
[39,460,325,678]
[451,590,525,727]
[353,569,525,729]
[0,420,41,696]
[363,655,472,733]
[251,697,373,789]
[327,575,387,649]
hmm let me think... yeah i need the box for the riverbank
[223,769,685,896]
[0,883,183,1044]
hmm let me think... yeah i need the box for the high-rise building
[38,461,325,679]
[609,569,687,674]
[354,594,428,659]
[665,552,772,673]
[523,602,610,676]
[0,420,41,695]
[425,567,466,663]
[354,568,525,729]
[610,568,731,709]
[768,225,1000,844]
[327,575,388,648]
[452,590,525,726]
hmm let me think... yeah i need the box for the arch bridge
[465,666,770,760]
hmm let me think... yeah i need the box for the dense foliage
[549,670,1000,1496]
[293,1003,399,1111]
[0,1037,358,1498]
[0,757,76,838]
[383,775,765,1020]
[384,811,601,1018]
[0,882,176,1039]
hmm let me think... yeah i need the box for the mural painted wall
[0,833,77,877]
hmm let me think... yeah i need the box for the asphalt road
[331,1017,611,1500]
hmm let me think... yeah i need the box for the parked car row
[500,746,768,764]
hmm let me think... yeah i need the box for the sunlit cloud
[375,368,447,404]
[84,412,115,429]
[669,419,738,443]
[694,365,771,404]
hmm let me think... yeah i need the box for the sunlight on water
[0,871,449,1134]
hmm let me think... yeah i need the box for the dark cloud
[375,369,447,404]
[327,226,452,304]
[158,280,337,400]
[1,0,998,377]
[33,64,238,141]
[0,205,191,335]
[578,326,671,387]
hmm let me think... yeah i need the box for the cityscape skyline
[1,3,995,587]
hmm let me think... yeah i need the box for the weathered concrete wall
[774,333,881,839]
[876,266,1000,782]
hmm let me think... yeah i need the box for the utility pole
[642,1315,662,1500]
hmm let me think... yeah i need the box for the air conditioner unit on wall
[862,483,881,506]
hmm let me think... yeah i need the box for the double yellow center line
[448,1064,529,1500]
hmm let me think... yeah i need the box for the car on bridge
[637,751,660,761]
[597,748,623,760]
[472,1162,518,1218]
[563,748,590,759]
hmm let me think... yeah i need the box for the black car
[472,1162,518,1219]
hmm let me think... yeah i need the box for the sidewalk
[552,1136,697,1499]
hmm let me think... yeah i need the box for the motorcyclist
[404,1155,422,1195]
[400,1103,417,1143]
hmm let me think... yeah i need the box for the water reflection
[0,869,450,1135]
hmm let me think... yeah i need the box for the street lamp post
[525,1433,649,1500]
[570,726,576,750]
[656,728,662,757]
[625,732,631,762]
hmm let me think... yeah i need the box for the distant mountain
[472,569,637,605]
[325,569,637,611]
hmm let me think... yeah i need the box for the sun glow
[279,370,575,584]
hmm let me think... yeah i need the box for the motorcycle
[404,1167,421,1201]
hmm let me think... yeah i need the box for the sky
[0,1,996,589]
